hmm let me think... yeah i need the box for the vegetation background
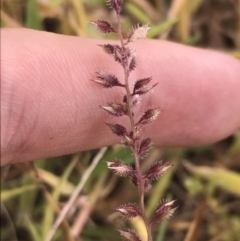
[1,0,240,241]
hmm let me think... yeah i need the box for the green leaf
[26,0,42,30]
[184,161,240,196]
[126,2,150,24]
[148,19,178,38]
[24,215,41,241]
[41,158,78,239]
[36,168,75,196]
[1,185,37,202]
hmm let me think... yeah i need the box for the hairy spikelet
[92,71,124,88]
[116,203,142,218]
[137,108,160,125]
[105,123,127,136]
[98,44,116,54]
[134,83,158,96]
[129,54,137,72]
[134,77,152,93]
[107,0,123,13]
[90,20,115,33]
[144,161,172,181]
[101,102,127,117]
[138,138,152,158]
[106,160,133,176]
[128,24,150,42]
[150,200,177,224]
[118,229,142,241]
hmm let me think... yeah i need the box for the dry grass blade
[71,172,108,237]
[44,147,108,241]
[160,0,187,39]
[183,201,207,241]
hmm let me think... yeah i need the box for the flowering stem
[117,12,153,241]
[133,152,153,241]
[90,1,176,239]
[116,14,134,127]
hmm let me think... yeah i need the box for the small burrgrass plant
[90,1,176,240]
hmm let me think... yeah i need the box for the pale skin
[1,28,240,166]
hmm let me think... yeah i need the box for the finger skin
[1,28,240,165]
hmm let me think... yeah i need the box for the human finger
[1,28,240,165]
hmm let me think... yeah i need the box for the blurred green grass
[1,0,240,241]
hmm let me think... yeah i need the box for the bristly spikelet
[107,0,123,13]
[98,44,116,55]
[134,83,158,96]
[129,53,137,72]
[137,108,161,125]
[150,200,177,225]
[128,24,150,42]
[105,123,127,136]
[118,229,142,241]
[133,77,152,93]
[92,71,125,88]
[144,161,172,181]
[116,203,142,219]
[90,20,115,33]
[106,160,133,176]
[138,138,152,158]
[101,105,123,117]
[101,102,127,117]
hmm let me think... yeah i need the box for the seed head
[128,24,150,42]
[90,20,115,33]
[117,229,142,241]
[134,77,152,93]
[101,102,127,117]
[105,123,127,136]
[116,203,142,219]
[107,0,123,13]
[106,160,133,176]
[150,200,177,224]
[144,161,172,181]
[129,54,137,72]
[137,108,160,125]
[98,44,116,55]
[92,71,124,88]
[138,138,152,158]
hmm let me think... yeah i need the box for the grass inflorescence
[90,1,176,240]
